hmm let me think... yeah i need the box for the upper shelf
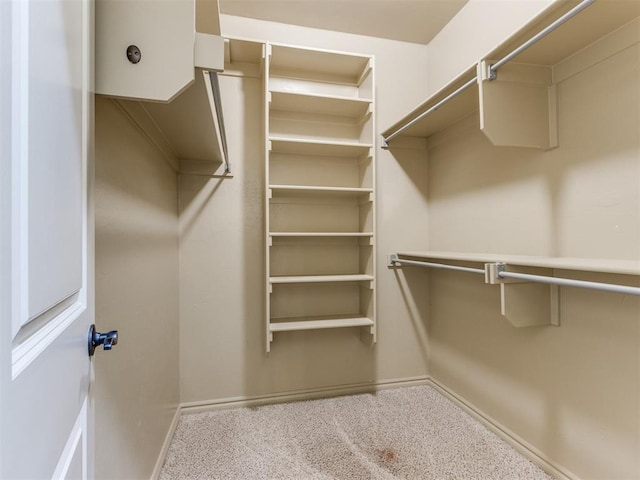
[270,44,371,86]
[395,251,640,276]
[382,1,640,141]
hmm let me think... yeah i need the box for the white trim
[11,300,86,379]
[149,406,182,480]
[11,0,29,338]
[427,378,578,480]
[52,398,87,480]
[180,376,430,414]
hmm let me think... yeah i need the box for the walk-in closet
[1,0,638,479]
[94,0,640,478]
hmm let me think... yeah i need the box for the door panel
[0,0,94,478]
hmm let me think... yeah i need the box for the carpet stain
[377,448,398,463]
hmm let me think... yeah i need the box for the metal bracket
[381,136,389,149]
[487,63,497,81]
[387,254,400,268]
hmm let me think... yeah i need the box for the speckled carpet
[160,385,552,480]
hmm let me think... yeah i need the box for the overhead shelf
[381,0,640,146]
[394,251,640,276]
[390,251,640,328]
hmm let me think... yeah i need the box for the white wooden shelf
[382,1,639,145]
[270,274,374,284]
[270,44,371,86]
[265,44,376,352]
[269,316,374,332]
[269,137,372,157]
[395,251,640,276]
[270,90,371,118]
[269,185,373,198]
[270,232,373,237]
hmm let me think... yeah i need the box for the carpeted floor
[160,385,553,479]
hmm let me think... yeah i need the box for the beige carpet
[160,385,552,480]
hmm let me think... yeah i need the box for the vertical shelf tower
[264,43,376,352]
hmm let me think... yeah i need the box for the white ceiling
[219,0,469,45]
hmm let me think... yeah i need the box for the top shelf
[395,251,640,276]
[270,43,372,86]
[382,1,640,141]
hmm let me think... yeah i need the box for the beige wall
[426,0,555,96]
[95,96,180,479]
[425,20,640,480]
[178,16,431,404]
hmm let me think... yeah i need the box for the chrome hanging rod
[389,255,485,275]
[495,264,640,297]
[390,255,640,296]
[382,77,477,145]
[382,0,596,146]
[489,0,596,74]
[209,71,231,174]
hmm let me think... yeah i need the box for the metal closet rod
[382,0,596,145]
[390,256,640,297]
[391,257,485,275]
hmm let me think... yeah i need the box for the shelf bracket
[478,60,558,150]
[485,263,560,327]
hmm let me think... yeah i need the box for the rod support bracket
[387,254,401,268]
[381,136,389,149]
[488,63,498,81]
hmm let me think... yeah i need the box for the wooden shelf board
[269,316,374,332]
[269,137,372,157]
[382,2,639,141]
[270,232,373,237]
[395,251,640,276]
[270,274,374,284]
[270,184,373,196]
[487,1,640,67]
[270,90,371,117]
[381,67,478,139]
[138,69,223,164]
[270,44,370,85]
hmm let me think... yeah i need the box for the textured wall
[95,96,180,479]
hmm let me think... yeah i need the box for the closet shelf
[269,90,371,117]
[269,316,374,333]
[269,137,373,157]
[269,232,374,237]
[381,0,639,144]
[270,274,374,284]
[394,251,640,276]
[269,185,373,198]
[270,44,371,86]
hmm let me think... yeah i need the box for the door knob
[88,324,119,356]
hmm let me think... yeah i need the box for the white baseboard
[180,375,430,414]
[426,378,579,480]
[150,405,182,480]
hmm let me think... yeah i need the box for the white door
[1,0,96,478]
